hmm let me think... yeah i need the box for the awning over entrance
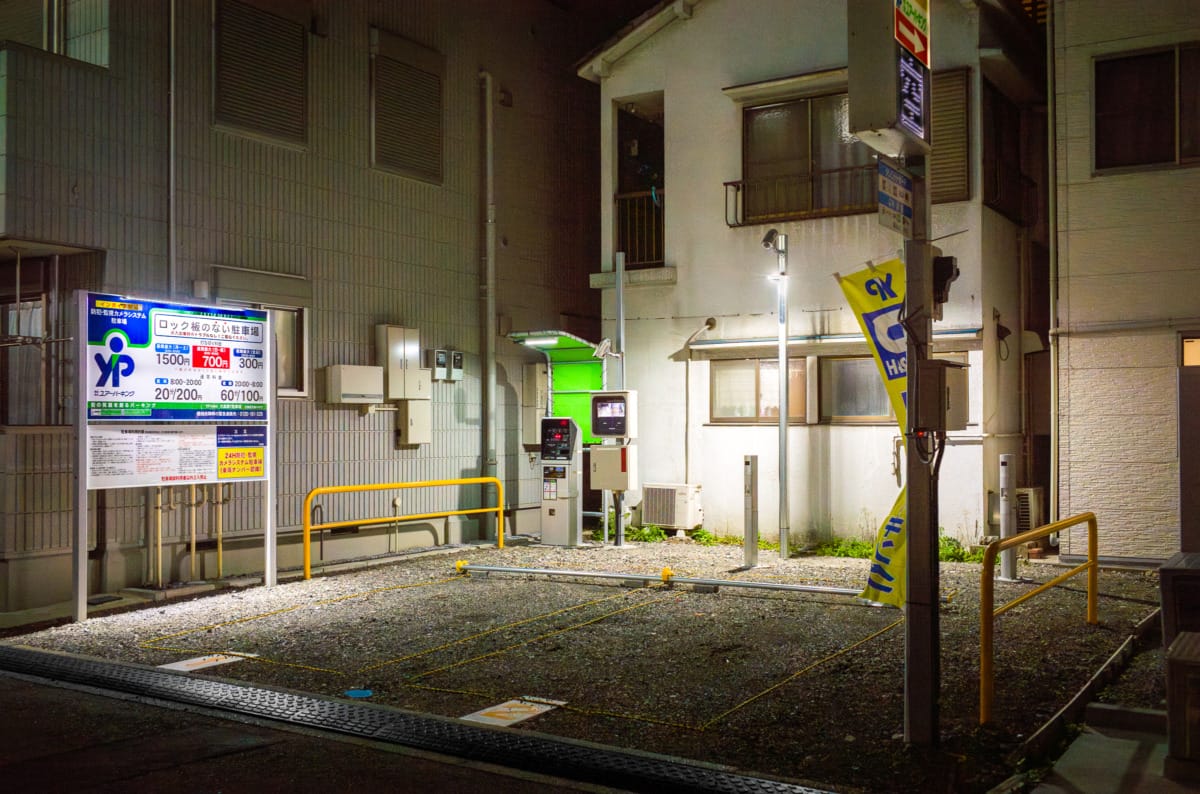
[509,330,605,444]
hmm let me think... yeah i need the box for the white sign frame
[74,291,278,621]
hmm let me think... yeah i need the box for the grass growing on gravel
[812,532,989,563]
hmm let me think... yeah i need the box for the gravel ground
[3,539,1162,793]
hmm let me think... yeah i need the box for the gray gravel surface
[4,539,1162,793]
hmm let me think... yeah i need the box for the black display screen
[591,396,627,437]
[540,418,576,461]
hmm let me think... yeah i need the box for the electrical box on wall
[916,359,968,432]
[325,365,384,404]
[395,400,432,446]
[590,445,639,491]
[426,349,448,380]
[375,324,432,400]
[449,351,464,381]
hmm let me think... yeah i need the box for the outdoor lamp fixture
[762,228,790,559]
[520,336,560,348]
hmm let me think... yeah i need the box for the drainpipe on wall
[480,70,499,538]
[1046,0,1059,523]
[169,0,178,298]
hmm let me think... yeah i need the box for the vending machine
[540,417,582,546]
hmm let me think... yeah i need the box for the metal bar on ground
[302,477,505,580]
[979,511,1099,724]
[455,562,863,596]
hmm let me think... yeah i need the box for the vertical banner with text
[838,259,908,607]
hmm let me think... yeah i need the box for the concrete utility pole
[903,156,938,746]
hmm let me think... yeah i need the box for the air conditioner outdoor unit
[1015,487,1045,534]
[642,483,703,530]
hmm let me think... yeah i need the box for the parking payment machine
[540,417,582,546]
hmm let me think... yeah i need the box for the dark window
[742,94,874,222]
[1095,45,1199,169]
[371,29,444,184]
[214,0,308,144]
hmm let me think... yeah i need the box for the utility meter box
[916,359,968,432]
[325,365,384,404]
[591,390,638,440]
[449,351,464,381]
[590,445,639,492]
[426,349,448,380]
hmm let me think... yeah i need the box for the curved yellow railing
[302,477,504,580]
[979,511,1098,724]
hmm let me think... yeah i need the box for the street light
[762,229,789,559]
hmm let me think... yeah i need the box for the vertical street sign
[878,158,914,239]
[895,0,930,67]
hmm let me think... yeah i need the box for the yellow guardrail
[979,511,1098,724]
[302,477,504,580]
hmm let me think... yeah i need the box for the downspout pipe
[683,317,717,484]
[480,70,498,538]
[1046,0,1059,523]
[169,0,177,298]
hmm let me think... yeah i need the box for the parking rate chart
[85,293,270,422]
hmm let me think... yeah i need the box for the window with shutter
[214,0,308,144]
[371,29,444,184]
[1095,44,1200,170]
[930,69,970,203]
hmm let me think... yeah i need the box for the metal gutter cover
[0,644,833,794]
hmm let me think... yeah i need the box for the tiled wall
[0,0,599,609]
[1054,0,1200,558]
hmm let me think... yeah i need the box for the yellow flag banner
[837,258,907,607]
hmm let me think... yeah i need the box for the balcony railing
[614,190,664,268]
[724,165,876,227]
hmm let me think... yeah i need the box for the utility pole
[903,155,938,746]
[847,0,940,747]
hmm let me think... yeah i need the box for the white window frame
[710,357,806,425]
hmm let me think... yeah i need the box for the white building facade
[1052,0,1200,560]
[579,0,1048,547]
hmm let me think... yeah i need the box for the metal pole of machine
[613,251,626,546]
[999,453,1017,581]
[904,155,938,747]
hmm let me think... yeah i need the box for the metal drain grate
[0,644,831,794]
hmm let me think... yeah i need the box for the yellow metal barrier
[302,477,504,580]
[979,511,1098,724]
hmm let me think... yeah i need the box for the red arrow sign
[895,8,930,67]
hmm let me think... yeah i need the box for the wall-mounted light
[994,309,1012,361]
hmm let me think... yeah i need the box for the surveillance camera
[761,229,778,249]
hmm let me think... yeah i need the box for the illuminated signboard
[897,48,930,144]
[85,293,270,421]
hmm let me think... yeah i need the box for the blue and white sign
[85,293,270,421]
[878,158,914,239]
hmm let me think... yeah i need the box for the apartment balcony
[614,189,664,268]
[723,165,875,227]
